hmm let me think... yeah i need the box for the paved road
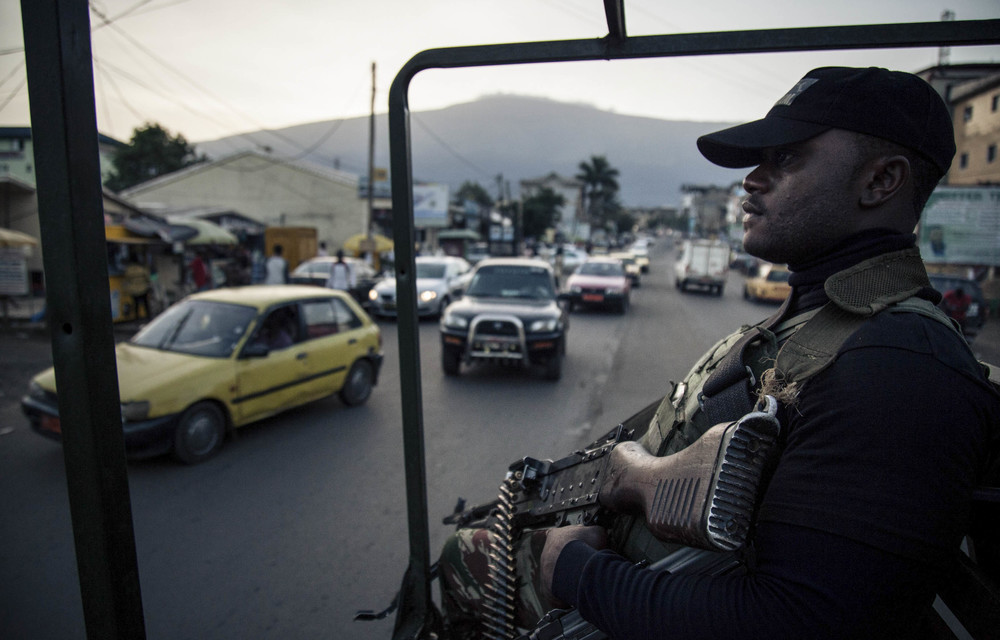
[0,242,996,639]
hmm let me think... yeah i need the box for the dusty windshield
[416,263,448,279]
[130,300,258,358]
[578,262,624,277]
[465,266,555,300]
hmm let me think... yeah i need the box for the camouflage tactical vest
[616,247,950,562]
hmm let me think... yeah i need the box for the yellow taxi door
[296,297,365,399]
[232,304,311,424]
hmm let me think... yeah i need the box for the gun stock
[504,396,780,552]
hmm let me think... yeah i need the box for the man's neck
[785,229,916,314]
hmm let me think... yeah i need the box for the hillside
[194,94,746,207]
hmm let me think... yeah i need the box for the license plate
[582,293,603,302]
[40,414,61,434]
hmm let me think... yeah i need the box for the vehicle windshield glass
[465,266,554,299]
[130,300,258,358]
[416,263,447,279]
[293,261,332,277]
[578,262,623,277]
[766,269,790,283]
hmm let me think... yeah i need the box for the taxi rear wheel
[173,402,226,464]
[340,359,374,406]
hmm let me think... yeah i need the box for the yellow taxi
[608,251,642,286]
[743,263,791,303]
[22,286,383,464]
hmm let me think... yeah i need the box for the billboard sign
[918,187,1000,266]
[413,184,449,228]
[0,248,29,296]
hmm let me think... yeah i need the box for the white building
[519,172,585,242]
[121,150,366,252]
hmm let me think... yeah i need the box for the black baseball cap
[697,66,955,174]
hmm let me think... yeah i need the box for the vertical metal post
[388,69,434,640]
[19,1,146,638]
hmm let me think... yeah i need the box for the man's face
[740,129,864,266]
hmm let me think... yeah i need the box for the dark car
[928,273,988,339]
[289,256,381,308]
[439,258,568,380]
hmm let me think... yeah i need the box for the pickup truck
[675,239,731,296]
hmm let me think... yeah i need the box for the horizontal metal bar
[396,20,1000,74]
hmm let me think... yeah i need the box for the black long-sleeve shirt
[552,232,999,639]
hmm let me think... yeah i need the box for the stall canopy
[0,227,40,248]
[167,216,238,246]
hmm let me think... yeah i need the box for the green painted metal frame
[16,0,1000,636]
[20,1,146,638]
[387,11,1000,639]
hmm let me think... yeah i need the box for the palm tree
[575,155,620,230]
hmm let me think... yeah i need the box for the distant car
[439,258,567,380]
[541,244,589,278]
[608,251,642,286]
[743,263,791,303]
[21,286,384,464]
[928,273,988,339]
[368,255,473,318]
[290,256,381,308]
[466,242,491,265]
[629,243,651,273]
[563,257,632,313]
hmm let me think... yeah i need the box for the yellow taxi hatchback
[22,286,383,464]
[743,263,791,303]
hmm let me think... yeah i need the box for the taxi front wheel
[174,402,226,464]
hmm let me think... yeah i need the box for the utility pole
[939,10,955,66]
[366,62,376,255]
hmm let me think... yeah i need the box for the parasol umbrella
[343,232,393,254]
[167,217,238,245]
[0,227,40,248]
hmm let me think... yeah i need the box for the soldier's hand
[540,525,608,608]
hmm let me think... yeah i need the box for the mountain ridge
[194,94,746,207]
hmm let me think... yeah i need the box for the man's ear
[859,155,910,208]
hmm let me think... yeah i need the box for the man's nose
[743,165,767,193]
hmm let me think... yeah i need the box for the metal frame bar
[16,0,1000,635]
[387,15,1000,638]
[19,1,146,638]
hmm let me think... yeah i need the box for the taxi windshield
[131,300,258,358]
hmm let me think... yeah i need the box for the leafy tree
[521,187,565,239]
[454,181,494,208]
[105,123,204,192]
[614,208,636,235]
[575,155,620,230]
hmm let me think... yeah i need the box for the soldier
[439,67,1000,639]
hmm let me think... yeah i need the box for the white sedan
[368,255,473,318]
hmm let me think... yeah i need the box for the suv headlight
[121,401,150,422]
[419,289,439,303]
[529,318,559,333]
[441,312,469,330]
[368,289,379,302]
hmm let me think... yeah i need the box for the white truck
[674,239,731,296]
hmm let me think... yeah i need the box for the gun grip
[599,406,780,551]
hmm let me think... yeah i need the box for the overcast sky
[2,0,998,143]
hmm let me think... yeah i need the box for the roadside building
[519,172,585,243]
[946,72,1000,186]
[120,150,366,253]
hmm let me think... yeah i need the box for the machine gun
[459,396,781,640]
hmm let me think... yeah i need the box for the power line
[411,113,494,180]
